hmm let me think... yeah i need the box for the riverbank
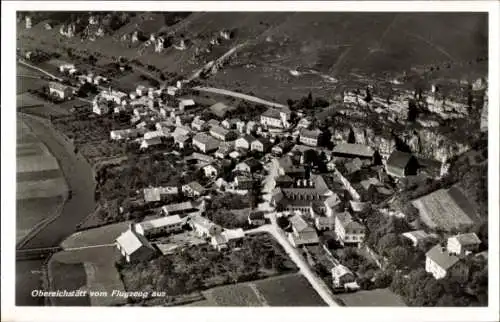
[16,113,97,306]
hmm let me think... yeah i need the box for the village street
[247,213,339,307]
[257,158,280,211]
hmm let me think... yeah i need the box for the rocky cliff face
[347,123,471,161]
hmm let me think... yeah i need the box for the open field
[17,92,72,117]
[17,76,44,95]
[48,261,91,306]
[253,273,327,306]
[16,196,65,244]
[61,220,132,249]
[412,188,475,231]
[17,13,487,103]
[17,177,68,200]
[335,288,406,307]
[184,273,327,306]
[16,118,68,243]
[202,283,264,306]
[48,246,127,306]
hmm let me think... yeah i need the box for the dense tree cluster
[390,256,487,306]
[117,234,297,304]
[287,92,330,111]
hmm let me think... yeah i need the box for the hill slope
[18,12,488,101]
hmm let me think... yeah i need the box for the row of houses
[115,209,248,263]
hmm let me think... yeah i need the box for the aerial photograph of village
[14,10,488,308]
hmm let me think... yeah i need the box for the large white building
[115,224,156,263]
[260,108,290,129]
[49,82,73,99]
[134,215,185,238]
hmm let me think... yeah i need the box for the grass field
[254,273,327,306]
[16,117,68,243]
[48,246,127,306]
[202,283,264,306]
[17,92,71,117]
[17,76,44,95]
[412,188,475,231]
[184,273,327,307]
[61,220,132,249]
[17,177,68,200]
[16,196,65,244]
[48,260,91,306]
[17,13,487,104]
[335,288,406,307]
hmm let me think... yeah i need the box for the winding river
[16,113,96,306]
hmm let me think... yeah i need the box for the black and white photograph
[1,1,499,322]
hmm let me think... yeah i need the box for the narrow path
[404,31,455,61]
[246,219,339,307]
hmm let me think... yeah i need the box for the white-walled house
[447,233,481,256]
[135,215,185,238]
[235,135,255,150]
[331,264,360,290]
[425,244,469,280]
[335,211,365,247]
[299,128,322,147]
[115,224,156,263]
[202,164,218,178]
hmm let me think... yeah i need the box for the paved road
[258,158,280,211]
[193,86,288,109]
[18,60,62,81]
[247,216,339,307]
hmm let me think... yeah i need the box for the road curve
[247,222,339,307]
[193,86,288,109]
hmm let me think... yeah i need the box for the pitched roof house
[332,143,375,160]
[288,214,319,247]
[189,214,223,238]
[234,158,262,173]
[193,133,221,153]
[401,230,436,247]
[251,137,273,153]
[331,264,360,290]
[162,200,202,217]
[182,181,206,197]
[211,228,245,251]
[115,225,156,263]
[235,135,256,150]
[210,125,237,141]
[385,150,419,178]
[447,233,481,256]
[248,211,266,226]
[425,244,469,280]
[335,211,365,246]
[143,186,178,203]
[299,128,322,147]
